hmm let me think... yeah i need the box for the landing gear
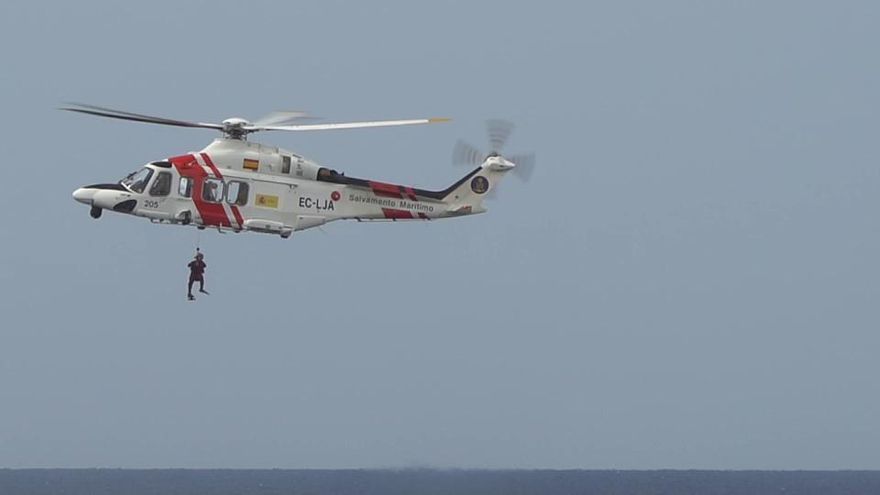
[90,206,103,219]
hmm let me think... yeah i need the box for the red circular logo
[331,191,341,201]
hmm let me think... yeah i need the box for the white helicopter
[65,103,534,238]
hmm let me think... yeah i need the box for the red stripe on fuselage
[369,181,403,199]
[200,153,223,179]
[382,208,414,219]
[404,186,418,201]
[200,153,244,228]
[169,154,231,227]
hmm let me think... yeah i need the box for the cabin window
[282,155,291,174]
[178,177,193,198]
[149,172,172,197]
[202,178,223,203]
[226,181,249,206]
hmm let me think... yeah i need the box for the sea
[2,469,880,495]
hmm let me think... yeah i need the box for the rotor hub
[221,117,252,140]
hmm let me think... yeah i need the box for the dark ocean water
[2,469,880,495]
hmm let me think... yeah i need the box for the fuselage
[73,138,492,237]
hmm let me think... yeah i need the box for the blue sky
[1,0,879,468]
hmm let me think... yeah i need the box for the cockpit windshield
[120,167,154,193]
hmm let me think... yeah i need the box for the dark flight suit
[187,257,207,298]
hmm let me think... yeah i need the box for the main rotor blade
[60,103,223,130]
[509,152,536,182]
[486,119,515,152]
[250,117,450,132]
[251,110,313,127]
[452,140,484,166]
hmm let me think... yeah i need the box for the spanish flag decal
[255,194,279,208]
[243,158,259,171]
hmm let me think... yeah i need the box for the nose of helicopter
[72,187,97,205]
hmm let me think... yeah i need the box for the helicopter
[65,103,535,238]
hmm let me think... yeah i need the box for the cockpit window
[121,167,154,193]
[149,171,172,197]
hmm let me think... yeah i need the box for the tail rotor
[451,119,536,196]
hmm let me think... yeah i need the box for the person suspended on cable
[187,250,208,300]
